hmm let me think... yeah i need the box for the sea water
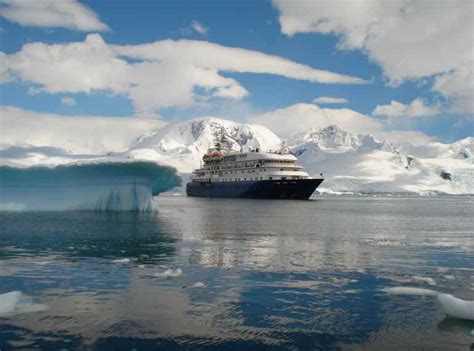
[0,196,473,350]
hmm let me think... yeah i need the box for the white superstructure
[190,145,317,183]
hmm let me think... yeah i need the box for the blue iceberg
[0,161,181,211]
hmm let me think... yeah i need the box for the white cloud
[0,51,11,83]
[272,0,474,113]
[432,63,474,114]
[2,34,366,116]
[7,34,130,94]
[113,39,366,85]
[372,98,440,118]
[248,102,434,145]
[0,105,166,154]
[0,0,109,31]
[249,103,382,138]
[313,96,349,104]
[60,96,76,106]
[375,130,434,146]
[191,20,208,35]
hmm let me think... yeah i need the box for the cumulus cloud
[313,97,349,104]
[432,63,474,114]
[248,102,434,145]
[0,51,11,83]
[0,105,166,154]
[372,98,441,118]
[375,130,434,146]
[0,0,109,31]
[60,96,76,106]
[272,0,474,113]
[6,34,130,94]
[191,20,208,34]
[2,34,366,116]
[249,103,382,138]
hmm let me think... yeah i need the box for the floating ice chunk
[191,282,207,288]
[0,291,48,317]
[443,275,455,280]
[381,287,438,296]
[138,264,146,269]
[328,277,352,286]
[112,258,131,263]
[382,286,474,321]
[412,276,436,286]
[154,268,183,278]
[437,294,474,321]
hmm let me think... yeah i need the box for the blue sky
[0,0,472,143]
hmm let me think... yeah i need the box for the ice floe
[191,282,207,288]
[112,258,131,263]
[153,268,183,278]
[412,276,436,286]
[0,291,48,317]
[382,286,474,321]
[437,294,474,321]
[382,287,438,296]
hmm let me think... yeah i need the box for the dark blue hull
[186,179,323,200]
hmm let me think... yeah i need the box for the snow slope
[288,125,473,194]
[127,117,282,172]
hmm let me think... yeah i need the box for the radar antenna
[280,140,289,154]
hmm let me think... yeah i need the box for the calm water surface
[0,196,473,350]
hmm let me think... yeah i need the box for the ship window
[244,178,246,180]
[269,177,273,180]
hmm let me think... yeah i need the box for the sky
[0,0,473,144]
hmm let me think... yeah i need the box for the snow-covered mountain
[288,125,473,195]
[126,117,282,172]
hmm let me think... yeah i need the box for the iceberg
[0,291,48,317]
[0,161,181,211]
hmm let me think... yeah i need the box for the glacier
[0,161,181,211]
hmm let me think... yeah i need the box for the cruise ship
[186,143,323,199]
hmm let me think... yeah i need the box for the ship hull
[186,178,323,200]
